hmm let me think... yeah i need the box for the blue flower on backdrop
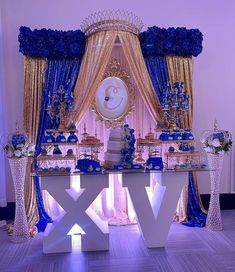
[18,26,86,58]
[140,26,203,57]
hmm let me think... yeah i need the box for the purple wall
[1,0,235,201]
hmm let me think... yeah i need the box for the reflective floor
[0,210,235,272]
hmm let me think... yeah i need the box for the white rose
[14,150,22,157]
[204,146,213,153]
[211,138,221,147]
[28,144,35,153]
[21,147,27,154]
[16,144,24,148]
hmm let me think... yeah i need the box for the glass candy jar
[173,129,182,140]
[56,131,66,143]
[43,130,55,143]
[53,144,62,155]
[67,131,78,143]
[159,129,172,140]
[182,129,194,140]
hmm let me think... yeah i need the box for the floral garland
[18,26,86,58]
[120,124,136,168]
[140,26,203,57]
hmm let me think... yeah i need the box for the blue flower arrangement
[120,124,136,168]
[18,26,86,58]
[140,26,203,57]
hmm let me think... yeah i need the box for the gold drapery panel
[110,44,156,135]
[23,57,46,143]
[70,30,117,125]
[24,157,38,236]
[167,56,206,222]
[166,56,193,129]
[23,56,46,234]
[118,31,162,123]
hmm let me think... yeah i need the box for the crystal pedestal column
[206,153,224,231]
[9,157,30,243]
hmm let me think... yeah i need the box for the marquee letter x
[41,174,109,253]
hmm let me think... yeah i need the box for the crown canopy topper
[81,10,144,36]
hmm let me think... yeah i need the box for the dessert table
[40,170,204,253]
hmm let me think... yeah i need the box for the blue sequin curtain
[35,58,82,232]
[144,56,169,102]
[184,172,207,227]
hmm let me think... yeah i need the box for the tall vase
[9,157,30,243]
[206,153,224,231]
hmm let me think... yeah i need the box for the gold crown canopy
[81,10,144,36]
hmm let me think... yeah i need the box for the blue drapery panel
[35,58,82,232]
[144,56,169,102]
[184,172,207,227]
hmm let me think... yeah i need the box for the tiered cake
[104,128,124,167]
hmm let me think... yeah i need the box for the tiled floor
[1,210,235,272]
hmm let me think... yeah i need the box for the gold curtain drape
[23,56,46,235]
[71,31,117,125]
[118,31,162,123]
[24,57,46,143]
[71,30,163,126]
[166,56,193,129]
[166,56,206,222]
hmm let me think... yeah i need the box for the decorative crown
[81,10,144,36]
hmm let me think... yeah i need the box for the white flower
[21,147,27,154]
[24,141,29,148]
[28,144,35,153]
[211,138,221,147]
[204,146,213,153]
[14,150,22,157]
[16,143,24,149]
[218,150,224,155]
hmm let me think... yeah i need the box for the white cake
[104,128,124,167]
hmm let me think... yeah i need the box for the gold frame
[93,58,135,128]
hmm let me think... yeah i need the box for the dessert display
[137,128,158,145]
[37,166,71,175]
[79,124,102,146]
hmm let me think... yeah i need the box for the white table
[41,171,188,253]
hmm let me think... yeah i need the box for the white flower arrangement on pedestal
[2,125,35,158]
[201,120,232,155]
